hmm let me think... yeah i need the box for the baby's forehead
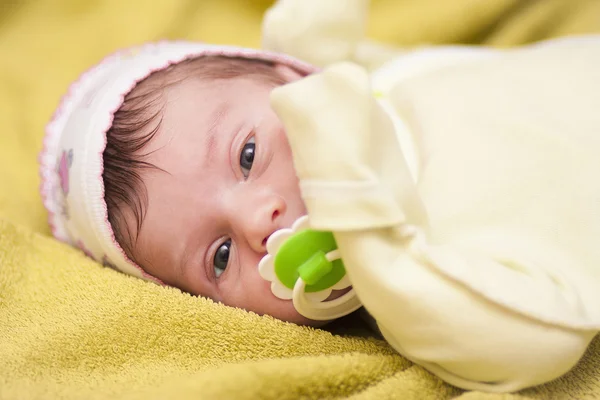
[121,55,288,131]
[135,79,250,166]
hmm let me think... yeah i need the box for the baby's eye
[239,137,255,178]
[213,239,231,278]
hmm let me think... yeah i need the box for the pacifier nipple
[258,216,362,320]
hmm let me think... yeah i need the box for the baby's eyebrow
[204,102,230,166]
[178,225,211,288]
[207,102,229,135]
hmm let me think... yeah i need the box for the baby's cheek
[222,265,269,308]
[227,268,316,325]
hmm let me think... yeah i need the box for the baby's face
[132,72,321,325]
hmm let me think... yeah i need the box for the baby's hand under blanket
[262,0,369,67]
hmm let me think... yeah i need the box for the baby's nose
[241,196,286,253]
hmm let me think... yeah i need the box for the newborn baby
[40,0,600,394]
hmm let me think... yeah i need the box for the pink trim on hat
[39,40,317,284]
[40,47,130,242]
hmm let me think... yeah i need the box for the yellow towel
[1,1,599,399]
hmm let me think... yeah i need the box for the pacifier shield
[274,229,346,293]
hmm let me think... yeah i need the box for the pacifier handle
[293,279,362,321]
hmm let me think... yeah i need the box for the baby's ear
[274,64,304,83]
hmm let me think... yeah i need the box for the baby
[40,0,600,394]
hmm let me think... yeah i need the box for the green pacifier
[258,216,362,320]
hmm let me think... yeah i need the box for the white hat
[39,41,316,283]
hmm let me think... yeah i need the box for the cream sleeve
[269,39,600,392]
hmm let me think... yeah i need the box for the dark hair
[102,55,288,262]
